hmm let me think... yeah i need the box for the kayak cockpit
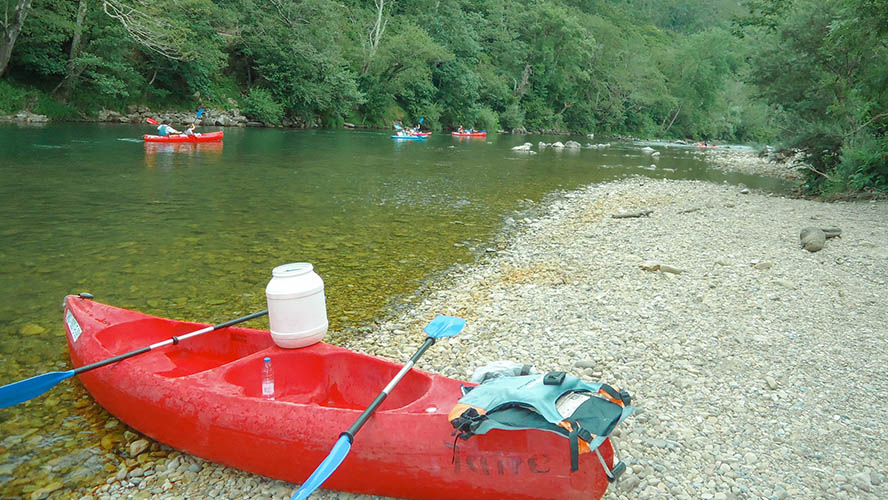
[93,317,435,411]
[95,318,273,378]
[222,350,434,411]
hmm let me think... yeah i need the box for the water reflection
[143,141,224,168]
[144,141,224,155]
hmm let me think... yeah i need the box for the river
[0,123,789,497]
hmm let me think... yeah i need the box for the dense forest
[1,0,885,194]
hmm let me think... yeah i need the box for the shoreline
[75,150,887,499]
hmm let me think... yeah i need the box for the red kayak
[143,131,224,143]
[451,131,487,137]
[63,296,622,499]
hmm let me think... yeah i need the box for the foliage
[241,87,283,125]
[499,103,525,131]
[33,92,77,119]
[475,106,499,132]
[0,79,32,113]
[739,0,888,194]
[234,0,363,126]
[831,134,888,193]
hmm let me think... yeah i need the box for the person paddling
[157,122,181,136]
[184,122,200,136]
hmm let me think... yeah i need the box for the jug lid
[271,262,314,278]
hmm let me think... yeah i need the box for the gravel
[76,151,888,500]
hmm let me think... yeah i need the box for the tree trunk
[54,0,89,99]
[362,0,389,75]
[663,103,681,133]
[514,64,532,98]
[0,0,33,78]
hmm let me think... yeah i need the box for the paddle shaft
[343,336,436,440]
[72,309,268,376]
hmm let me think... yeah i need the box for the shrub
[0,80,32,114]
[242,87,284,125]
[34,95,78,120]
[475,106,499,132]
[830,134,888,193]
[499,103,524,131]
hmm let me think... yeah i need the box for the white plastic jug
[265,263,328,348]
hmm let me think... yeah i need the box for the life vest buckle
[450,407,485,440]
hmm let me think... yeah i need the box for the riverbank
[74,149,887,500]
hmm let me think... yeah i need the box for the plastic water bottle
[261,357,275,400]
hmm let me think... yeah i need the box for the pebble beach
[75,149,887,500]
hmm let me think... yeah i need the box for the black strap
[450,408,485,441]
[568,426,579,472]
[600,383,631,406]
[450,433,460,464]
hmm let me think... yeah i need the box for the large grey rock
[800,227,826,252]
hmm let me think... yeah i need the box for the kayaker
[184,122,199,136]
[156,122,180,136]
[458,125,464,133]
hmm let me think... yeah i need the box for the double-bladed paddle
[290,315,466,500]
[146,109,203,127]
[0,304,269,409]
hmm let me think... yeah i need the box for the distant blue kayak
[391,134,426,140]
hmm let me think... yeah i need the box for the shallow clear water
[0,123,789,496]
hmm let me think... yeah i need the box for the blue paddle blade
[196,109,205,118]
[419,118,424,124]
[290,435,352,500]
[0,370,75,409]
[424,315,465,339]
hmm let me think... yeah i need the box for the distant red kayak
[452,131,487,137]
[143,131,224,143]
[64,296,622,500]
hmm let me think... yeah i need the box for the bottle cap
[264,357,270,362]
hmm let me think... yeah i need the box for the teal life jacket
[449,372,633,476]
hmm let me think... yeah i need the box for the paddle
[290,315,466,500]
[147,108,203,127]
[0,306,269,409]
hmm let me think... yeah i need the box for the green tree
[359,18,450,127]
[741,0,888,193]
[659,28,742,139]
[234,0,363,125]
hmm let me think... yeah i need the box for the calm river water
[0,123,788,496]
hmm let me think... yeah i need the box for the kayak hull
[64,296,616,500]
[143,131,224,143]
[451,131,487,137]
[391,134,426,140]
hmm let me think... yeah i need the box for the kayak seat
[96,318,273,378]
[222,350,433,410]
